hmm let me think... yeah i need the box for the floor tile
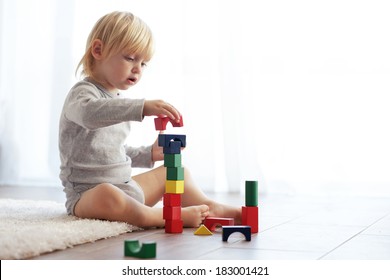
[259,215,297,231]
[259,195,329,218]
[322,234,390,260]
[363,214,390,235]
[228,223,364,254]
[198,247,320,260]
[291,208,386,227]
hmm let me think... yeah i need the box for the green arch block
[124,240,156,258]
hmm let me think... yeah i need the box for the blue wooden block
[158,134,186,148]
[222,226,251,241]
[163,141,182,154]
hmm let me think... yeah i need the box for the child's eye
[141,62,148,68]
[124,56,134,61]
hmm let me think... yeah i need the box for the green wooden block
[245,180,258,206]
[124,240,156,258]
[167,167,184,180]
[164,154,181,167]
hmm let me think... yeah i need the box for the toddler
[59,11,241,228]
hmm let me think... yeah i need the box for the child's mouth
[127,77,137,84]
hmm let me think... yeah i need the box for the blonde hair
[76,11,154,78]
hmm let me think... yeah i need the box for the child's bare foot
[207,201,242,224]
[181,205,209,227]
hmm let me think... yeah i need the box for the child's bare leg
[133,166,208,227]
[181,168,242,224]
[74,183,164,228]
[133,166,241,225]
[132,165,166,207]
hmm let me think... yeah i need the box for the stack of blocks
[200,181,258,241]
[155,116,186,233]
[242,180,259,233]
[220,181,258,241]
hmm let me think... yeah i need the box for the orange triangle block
[194,224,213,235]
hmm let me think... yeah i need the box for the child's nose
[132,63,142,73]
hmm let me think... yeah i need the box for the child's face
[97,50,148,93]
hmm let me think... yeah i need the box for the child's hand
[143,100,181,123]
[151,135,164,162]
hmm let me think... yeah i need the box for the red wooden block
[242,206,258,233]
[163,193,181,206]
[171,116,184,127]
[154,116,184,131]
[165,219,183,233]
[204,217,234,231]
[163,206,181,220]
[154,117,170,131]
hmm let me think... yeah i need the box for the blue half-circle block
[222,225,252,242]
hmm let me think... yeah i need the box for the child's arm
[127,100,181,165]
[125,99,181,167]
[125,134,165,168]
[143,100,181,123]
[64,85,144,129]
[125,145,154,168]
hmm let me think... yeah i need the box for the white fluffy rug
[0,199,135,259]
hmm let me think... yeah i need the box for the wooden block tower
[242,180,259,233]
[155,116,185,233]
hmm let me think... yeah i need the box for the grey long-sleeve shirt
[59,79,153,186]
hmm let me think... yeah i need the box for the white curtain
[0,0,75,186]
[1,0,390,196]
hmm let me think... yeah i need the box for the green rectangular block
[167,167,184,180]
[164,154,182,167]
[245,180,258,206]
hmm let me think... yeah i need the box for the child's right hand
[143,100,181,123]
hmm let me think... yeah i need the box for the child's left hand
[151,135,164,162]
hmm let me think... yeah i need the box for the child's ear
[91,39,103,60]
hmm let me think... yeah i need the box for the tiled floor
[255,194,390,260]
[1,185,390,260]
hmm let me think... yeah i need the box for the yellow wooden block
[165,180,184,194]
[194,224,213,235]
